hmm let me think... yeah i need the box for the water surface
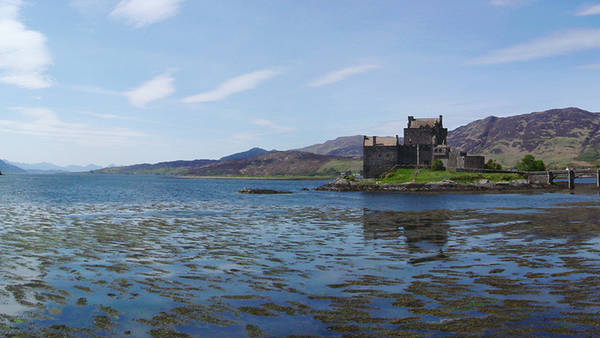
[0,174,599,336]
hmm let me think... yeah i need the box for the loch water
[0,174,599,336]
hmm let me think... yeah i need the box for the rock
[300,188,309,191]
[333,178,352,185]
[238,188,292,194]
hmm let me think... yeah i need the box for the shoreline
[315,179,595,194]
[171,175,334,181]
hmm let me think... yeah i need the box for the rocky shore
[316,177,566,193]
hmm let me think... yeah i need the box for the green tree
[485,159,502,170]
[516,154,545,171]
[431,159,445,171]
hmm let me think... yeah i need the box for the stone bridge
[528,168,600,190]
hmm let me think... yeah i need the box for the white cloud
[182,69,280,103]
[576,4,600,16]
[489,0,528,7]
[125,73,175,108]
[110,0,184,28]
[252,119,294,133]
[472,29,600,65]
[0,1,52,89]
[308,64,379,87]
[0,108,145,145]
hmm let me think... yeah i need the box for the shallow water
[0,174,599,336]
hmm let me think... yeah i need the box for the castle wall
[363,145,398,178]
[463,155,485,169]
[404,128,433,146]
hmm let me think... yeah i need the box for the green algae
[1,201,600,336]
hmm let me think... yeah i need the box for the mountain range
[5,107,600,176]
[7,161,103,173]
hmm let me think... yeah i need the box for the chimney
[439,115,443,126]
[373,136,376,146]
[408,116,414,128]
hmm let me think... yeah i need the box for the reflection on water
[0,175,599,336]
[362,209,449,254]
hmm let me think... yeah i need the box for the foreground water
[0,174,599,336]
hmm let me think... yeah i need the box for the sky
[1,0,600,166]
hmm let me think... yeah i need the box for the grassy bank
[174,175,335,180]
[376,169,525,184]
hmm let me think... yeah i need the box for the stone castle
[363,115,485,178]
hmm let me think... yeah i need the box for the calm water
[0,174,599,336]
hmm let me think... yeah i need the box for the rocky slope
[447,107,600,167]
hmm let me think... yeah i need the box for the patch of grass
[378,169,524,184]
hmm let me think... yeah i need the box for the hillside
[297,135,365,157]
[447,107,600,167]
[219,147,271,161]
[92,151,360,177]
[187,151,360,177]
[92,159,216,175]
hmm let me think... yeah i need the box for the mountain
[187,151,360,177]
[92,159,216,175]
[0,160,27,173]
[297,135,365,157]
[447,107,600,167]
[8,161,103,173]
[92,151,360,177]
[219,147,271,161]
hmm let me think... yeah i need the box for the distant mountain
[0,160,27,173]
[297,135,367,157]
[187,151,360,177]
[219,147,271,161]
[92,151,360,177]
[447,107,600,167]
[8,161,102,173]
[92,159,216,175]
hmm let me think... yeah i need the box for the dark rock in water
[301,188,309,191]
[239,188,292,194]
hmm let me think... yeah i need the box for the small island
[316,168,560,193]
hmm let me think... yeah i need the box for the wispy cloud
[576,4,600,16]
[182,69,280,103]
[125,73,175,108]
[0,108,145,145]
[252,119,294,133]
[472,29,600,65]
[81,111,135,120]
[308,64,379,87]
[489,0,528,7]
[110,0,184,28]
[0,1,52,89]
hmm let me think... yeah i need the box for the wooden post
[597,167,600,188]
[568,169,575,190]
[547,171,554,185]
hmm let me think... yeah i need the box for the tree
[431,159,445,171]
[485,159,502,170]
[516,154,545,171]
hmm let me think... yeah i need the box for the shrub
[516,154,545,171]
[485,159,503,170]
[431,159,445,171]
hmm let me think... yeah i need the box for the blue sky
[1,0,600,165]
